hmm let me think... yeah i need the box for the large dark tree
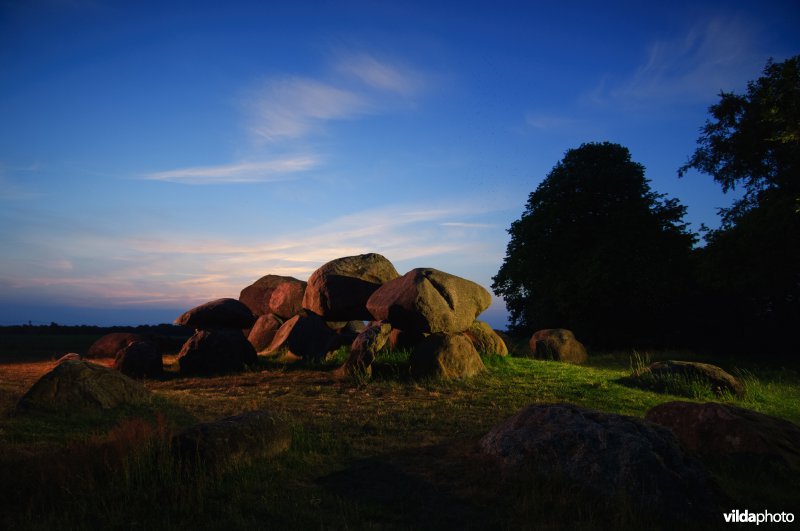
[493,142,696,349]
[680,56,799,355]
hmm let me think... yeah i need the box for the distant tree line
[0,323,192,337]
[493,56,799,357]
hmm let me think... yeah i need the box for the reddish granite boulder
[247,313,284,352]
[410,333,485,380]
[177,329,257,375]
[239,274,300,316]
[528,329,588,364]
[263,312,336,361]
[113,340,163,378]
[645,401,800,472]
[367,268,492,334]
[87,333,150,359]
[302,253,399,321]
[464,320,508,356]
[175,298,256,330]
[479,403,720,523]
[268,279,307,320]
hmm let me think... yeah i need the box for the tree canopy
[680,56,800,355]
[493,142,695,348]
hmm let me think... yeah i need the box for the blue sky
[1,0,798,327]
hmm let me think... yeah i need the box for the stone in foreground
[409,333,485,380]
[367,268,492,334]
[631,360,745,397]
[172,410,291,471]
[528,328,587,364]
[15,360,151,415]
[645,401,800,473]
[479,403,720,523]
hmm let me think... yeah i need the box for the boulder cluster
[171,253,506,379]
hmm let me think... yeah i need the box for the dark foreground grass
[0,341,798,530]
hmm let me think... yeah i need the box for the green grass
[1,342,798,529]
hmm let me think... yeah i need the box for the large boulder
[263,312,336,361]
[340,321,392,376]
[629,360,745,398]
[15,360,151,415]
[645,401,800,473]
[171,410,291,471]
[112,340,163,379]
[86,332,151,359]
[302,253,400,321]
[479,403,720,523]
[268,279,307,320]
[177,329,258,375]
[366,268,492,334]
[174,298,256,330]
[409,333,485,380]
[247,313,284,352]
[528,329,588,364]
[463,320,508,356]
[239,274,300,316]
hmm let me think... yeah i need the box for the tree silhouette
[493,142,695,348]
[680,56,799,355]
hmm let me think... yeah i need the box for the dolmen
[176,253,508,380]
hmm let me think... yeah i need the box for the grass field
[1,334,798,530]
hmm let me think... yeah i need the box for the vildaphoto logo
[723,509,795,524]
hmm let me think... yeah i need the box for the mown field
[1,333,798,530]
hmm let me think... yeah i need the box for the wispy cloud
[144,156,319,184]
[525,113,579,131]
[336,52,425,96]
[249,77,370,142]
[0,199,504,308]
[585,16,766,108]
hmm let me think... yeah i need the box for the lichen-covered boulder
[263,312,336,361]
[247,313,284,352]
[302,253,400,321]
[239,274,300,316]
[630,360,745,398]
[171,410,291,471]
[174,298,256,330]
[15,360,151,415]
[367,268,492,334]
[87,332,150,359]
[479,403,720,523]
[113,340,163,378]
[268,279,307,320]
[409,333,485,380]
[177,329,258,375]
[645,401,800,473]
[464,320,508,356]
[529,329,588,364]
